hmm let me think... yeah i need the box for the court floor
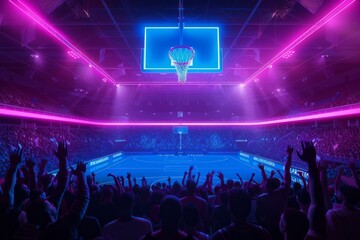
[92,153,261,186]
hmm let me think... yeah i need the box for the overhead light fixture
[9,0,117,85]
[245,0,356,85]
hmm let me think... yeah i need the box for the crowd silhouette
[1,139,360,240]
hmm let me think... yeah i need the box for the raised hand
[258,163,264,170]
[54,142,68,160]
[120,176,125,183]
[26,158,35,169]
[216,171,224,181]
[189,166,194,171]
[287,145,294,156]
[10,147,23,166]
[168,176,171,183]
[296,141,316,165]
[107,173,115,178]
[71,161,86,176]
[126,172,131,179]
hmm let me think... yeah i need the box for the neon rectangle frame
[142,26,222,72]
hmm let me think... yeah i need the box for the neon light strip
[9,0,117,85]
[244,0,356,85]
[143,27,221,71]
[1,107,360,126]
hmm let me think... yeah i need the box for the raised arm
[167,176,171,189]
[297,141,326,237]
[283,145,293,189]
[37,159,48,189]
[258,164,267,183]
[2,147,23,206]
[297,171,307,190]
[245,173,255,190]
[48,142,69,215]
[349,160,360,189]
[236,173,244,187]
[25,158,36,190]
[319,161,332,211]
[63,162,89,231]
[195,172,201,186]
[188,166,194,181]
[216,171,226,190]
[108,173,123,193]
[276,169,284,180]
[182,171,188,187]
[126,172,132,191]
[269,170,276,179]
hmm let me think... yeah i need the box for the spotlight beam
[1,107,360,126]
[244,0,356,85]
[9,0,117,85]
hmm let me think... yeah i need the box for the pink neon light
[1,107,360,126]
[9,0,117,85]
[245,0,356,84]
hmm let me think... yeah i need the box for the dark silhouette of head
[279,208,309,240]
[101,186,114,202]
[183,204,199,229]
[297,189,310,206]
[226,179,234,189]
[26,199,56,229]
[266,178,281,192]
[159,195,182,230]
[293,182,302,193]
[339,184,360,206]
[219,191,229,206]
[228,189,251,222]
[118,192,134,214]
[186,180,197,195]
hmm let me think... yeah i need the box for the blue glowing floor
[93,154,260,186]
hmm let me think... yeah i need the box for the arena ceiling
[0,0,360,121]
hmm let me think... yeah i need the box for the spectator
[102,192,152,240]
[211,189,271,240]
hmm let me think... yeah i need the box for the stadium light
[1,107,360,126]
[9,0,117,85]
[244,0,356,84]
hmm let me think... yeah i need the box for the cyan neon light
[1,107,360,126]
[9,0,117,85]
[244,0,356,85]
[143,26,222,72]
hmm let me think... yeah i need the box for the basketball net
[169,46,195,84]
[168,0,195,84]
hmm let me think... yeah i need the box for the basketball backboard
[142,26,222,73]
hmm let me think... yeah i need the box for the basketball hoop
[168,0,195,84]
[168,46,195,84]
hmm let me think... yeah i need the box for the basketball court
[92,153,258,186]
